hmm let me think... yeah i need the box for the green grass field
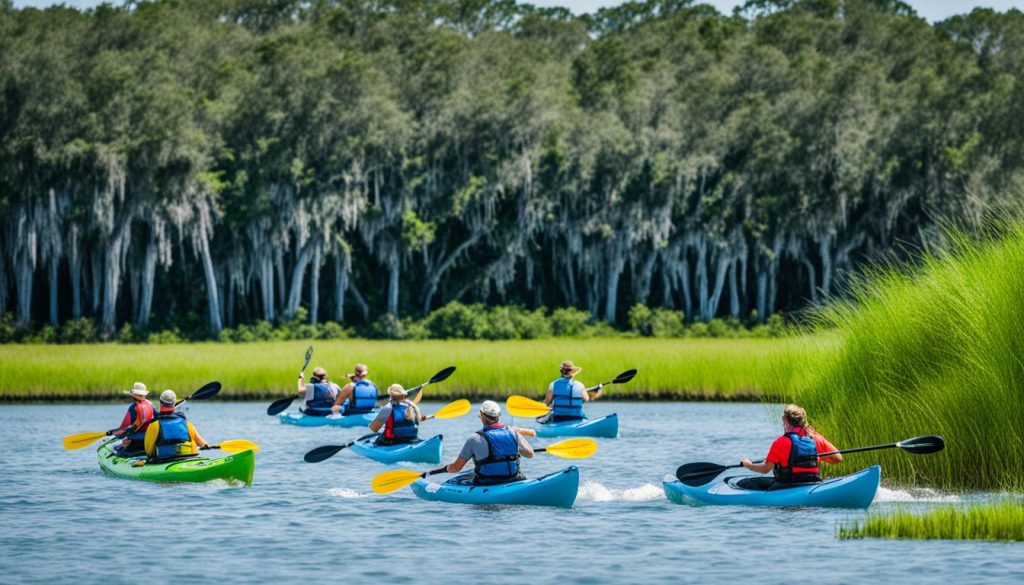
[0,337,812,401]
[839,502,1024,541]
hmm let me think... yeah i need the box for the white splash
[327,487,368,498]
[577,481,664,502]
[874,486,961,503]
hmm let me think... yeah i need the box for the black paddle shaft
[587,369,637,393]
[304,433,380,463]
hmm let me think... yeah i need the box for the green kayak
[97,441,255,486]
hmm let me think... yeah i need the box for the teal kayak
[534,414,618,438]
[97,442,255,486]
[349,434,443,464]
[410,466,579,508]
[279,410,377,427]
[663,465,880,508]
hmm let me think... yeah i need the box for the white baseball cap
[124,382,148,397]
[159,390,177,405]
[480,400,501,418]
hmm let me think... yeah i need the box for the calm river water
[0,402,1019,584]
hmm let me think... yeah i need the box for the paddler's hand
[740,459,753,469]
[331,404,341,413]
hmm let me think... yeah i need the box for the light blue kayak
[279,410,377,427]
[349,434,443,464]
[410,466,579,508]
[663,465,881,508]
[534,414,618,438]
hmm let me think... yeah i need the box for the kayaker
[739,404,842,488]
[111,382,156,456]
[444,400,534,485]
[297,367,341,416]
[143,390,208,462]
[369,384,425,445]
[540,360,601,423]
[330,363,379,416]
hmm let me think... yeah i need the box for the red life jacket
[126,400,155,441]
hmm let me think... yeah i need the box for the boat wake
[874,486,961,503]
[327,487,369,498]
[577,481,664,502]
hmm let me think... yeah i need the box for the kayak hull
[97,442,255,486]
[535,414,618,438]
[663,465,880,509]
[279,411,377,427]
[349,434,443,464]
[410,466,579,508]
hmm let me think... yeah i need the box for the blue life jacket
[550,377,584,419]
[153,412,197,461]
[382,401,418,442]
[304,381,335,415]
[343,379,378,415]
[474,424,522,485]
[773,431,821,484]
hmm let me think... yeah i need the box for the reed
[838,502,1024,541]
[0,337,802,401]
[790,225,1024,490]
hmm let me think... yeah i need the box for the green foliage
[839,503,1024,541]
[549,307,593,336]
[628,304,687,337]
[789,225,1024,490]
[59,318,98,344]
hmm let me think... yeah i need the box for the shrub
[25,324,58,344]
[423,302,488,339]
[649,308,686,337]
[550,307,591,336]
[508,307,552,339]
[59,317,97,344]
[317,321,349,340]
[627,304,653,336]
[148,328,184,344]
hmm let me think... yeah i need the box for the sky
[10,0,1024,23]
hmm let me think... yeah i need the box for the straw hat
[387,384,408,398]
[559,360,582,376]
[124,382,148,397]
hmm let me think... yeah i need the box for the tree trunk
[705,254,729,321]
[349,280,370,321]
[728,261,740,318]
[285,241,314,319]
[695,239,709,321]
[309,245,321,324]
[421,233,481,315]
[49,256,59,325]
[15,251,33,326]
[101,231,128,336]
[603,242,626,323]
[197,232,223,335]
[68,230,82,319]
[387,252,400,316]
[801,255,818,303]
[334,252,349,322]
[260,257,275,322]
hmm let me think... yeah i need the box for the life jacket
[304,381,335,416]
[773,429,821,484]
[343,379,378,415]
[127,400,155,442]
[152,412,198,462]
[474,424,522,485]
[550,377,584,419]
[382,401,418,442]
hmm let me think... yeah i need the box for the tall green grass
[791,226,1024,490]
[839,502,1024,541]
[0,337,804,401]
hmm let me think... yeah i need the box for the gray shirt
[302,381,340,408]
[458,427,533,462]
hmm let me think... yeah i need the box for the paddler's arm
[332,384,354,409]
[187,422,208,449]
[297,375,306,395]
[517,433,535,459]
[368,405,389,432]
[580,381,593,402]
[817,436,843,465]
[113,408,134,437]
[445,437,477,472]
[741,459,773,474]
[543,386,554,406]
[446,457,469,473]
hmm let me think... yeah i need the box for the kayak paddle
[62,381,222,450]
[376,366,457,400]
[586,369,637,393]
[204,439,261,454]
[505,395,551,417]
[370,437,599,494]
[675,435,946,487]
[303,399,471,463]
[267,345,313,415]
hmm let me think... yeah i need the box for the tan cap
[124,382,148,397]
[312,367,327,379]
[559,360,582,376]
[387,384,408,398]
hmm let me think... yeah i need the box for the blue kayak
[663,465,881,508]
[410,466,579,508]
[534,414,618,438]
[349,434,443,464]
[279,410,377,427]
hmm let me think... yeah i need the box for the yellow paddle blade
[431,399,471,419]
[372,469,426,494]
[505,395,550,417]
[218,439,260,454]
[63,432,108,450]
[543,438,598,459]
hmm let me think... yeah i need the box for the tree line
[1,0,1022,338]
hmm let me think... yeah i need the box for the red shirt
[766,429,838,467]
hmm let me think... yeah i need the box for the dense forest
[1,0,1023,338]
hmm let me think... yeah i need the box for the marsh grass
[791,225,1024,490]
[0,337,805,401]
[839,502,1024,541]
